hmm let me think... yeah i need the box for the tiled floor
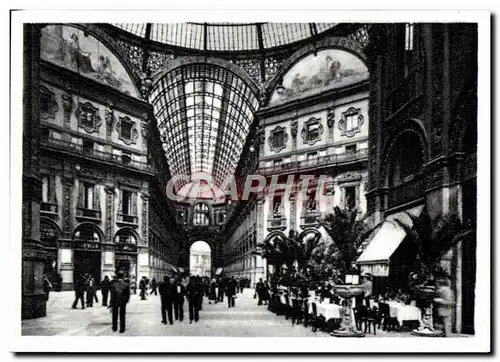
[22,289,464,337]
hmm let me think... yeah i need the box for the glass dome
[112,22,337,52]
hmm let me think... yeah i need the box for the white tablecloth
[308,300,342,320]
[387,302,421,324]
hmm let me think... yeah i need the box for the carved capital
[104,185,115,194]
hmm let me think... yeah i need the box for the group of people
[69,271,250,333]
[71,274,111,309]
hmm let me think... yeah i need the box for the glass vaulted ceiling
[149,63,259,192]
[113,23,337,51]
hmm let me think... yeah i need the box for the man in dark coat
[71,275,86,309]
[174,278,186,322]
[159,276,177,325]
[101,275,111,307]
[255,278,265,306]
[139,276,147,300]
[109,272,130,333]
[186,276,201,323]
[226,276,238,308]
[217,277,226,303]
[150,278,158,296]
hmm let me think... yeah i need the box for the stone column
[22,24,49,319]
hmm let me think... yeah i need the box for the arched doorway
[114,228,140,279]
[189,241,212,277]
[72,223,103,285]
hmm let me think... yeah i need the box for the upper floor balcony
[40,202,59,217]
[76,207,102,222]
[41,136,152,173]
[267,216,287,231]
[299,211,322,227]
[116,213,139,227]
[258,149,368,176]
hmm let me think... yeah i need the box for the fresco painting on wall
[41,25,139,97]
[270,49,368,105]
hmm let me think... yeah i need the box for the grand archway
[189,241,212,277]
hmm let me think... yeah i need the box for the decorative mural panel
[41,25,139,97]
[39,86,59,120]
[76,102,101,134]
[269,49,369,105]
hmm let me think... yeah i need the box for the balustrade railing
[258,149,368,176]
[41,202,58,214]
[266,217,287,230]
[76,207,102,220]
[117,213,139,225]
[42,136,151,172]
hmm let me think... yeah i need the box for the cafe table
[308,298,342,320]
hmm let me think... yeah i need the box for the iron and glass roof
[112,23,337,51]
[149,63,259,192]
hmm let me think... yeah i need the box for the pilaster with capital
[104,186,115,243]
[141,193,149,245]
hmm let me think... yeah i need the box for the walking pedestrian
[139,276,147,300]
[110,272,130,333]
[226,276,237,308]
[186,276,201,324]
[174,277,186,322]
[159,276,176,325]
[71,275,85,309]
[217,277,226,303]
[101,275,111,307]
[85,275,95,307]
[150,278,158,295]
[255,278,265,306]
[130,276,137,295]
[208,278,217,304]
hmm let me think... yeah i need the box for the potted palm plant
[393,210,472,336]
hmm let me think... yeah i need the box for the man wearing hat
[159,275,177,325]
[109,272,131,333]
[362,273,373,308]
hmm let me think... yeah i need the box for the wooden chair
[364,307,379,335]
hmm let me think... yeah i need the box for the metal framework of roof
[149,63,259,192]
[112,22,336,52]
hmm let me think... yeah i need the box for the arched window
[73,224,101,243]
[389,132,424,186]
[193,203,210,226]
